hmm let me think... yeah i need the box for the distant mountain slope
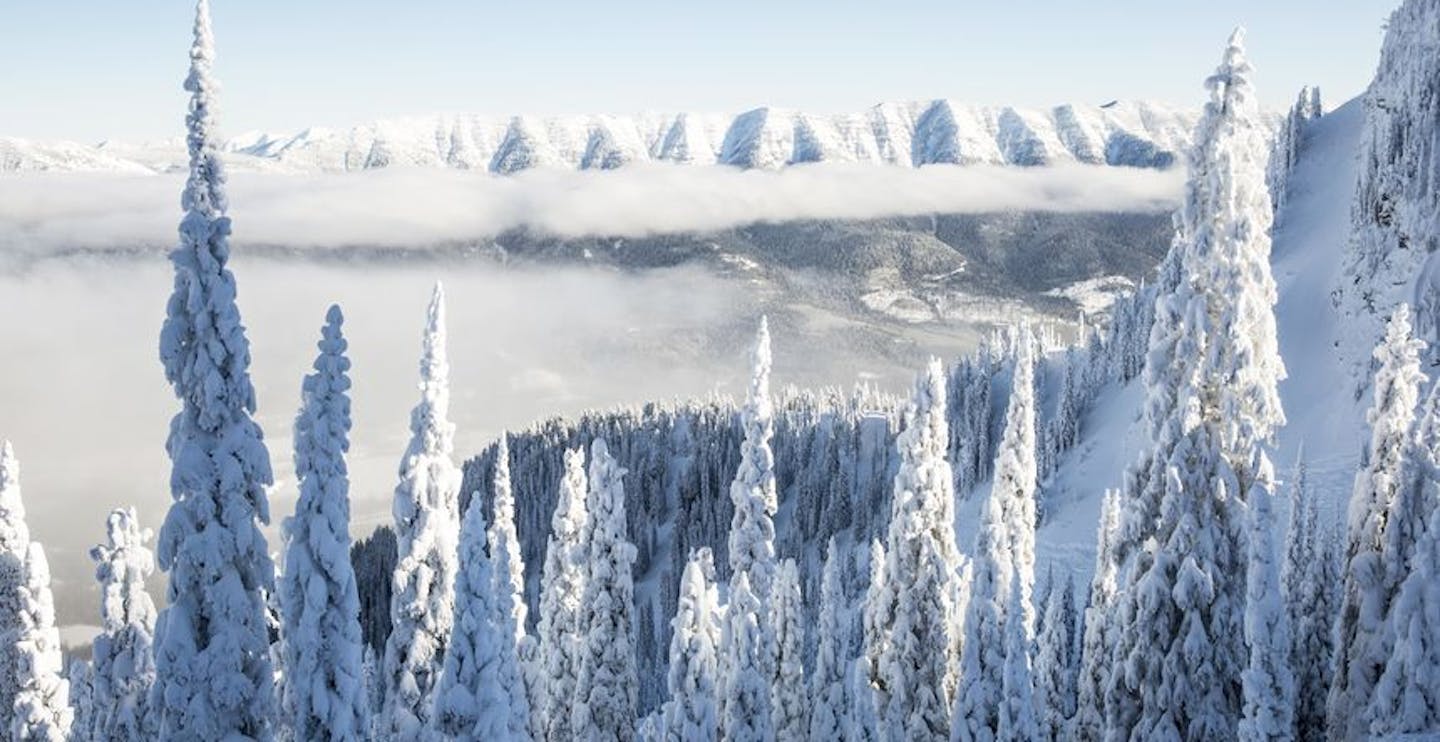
[2,100,1197,174]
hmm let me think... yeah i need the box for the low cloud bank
[0,163,1183,255]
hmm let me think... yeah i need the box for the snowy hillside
[2,100,1197,175]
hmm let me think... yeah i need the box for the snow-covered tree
[848,656,883,742]
[0,442,34,734]
[1073,489,1119,742]
[1281,453,1334,741]
[953,327,1038,742]
[721,571,774,742]
[770,559,806,742]
[728,316,779,601]
[996,570,1039,742]
[1369,469,1440,735]
[664,548,720,742]
[860,537,894,736]
[11,544,71,741]
[1035,577,1078,742]
[278,305,369,741]
[88,508,158,741]
[572,439,638,741]
[382,283,463,738]
[152,1,277,735]
[809,538,849,741]
[878,358,963,739]
[486,436,534,739]
[1330,305,1425,740]
[537,446,589,742]
[433,500,514,740]
[1105,28,1282,741]
[67,660,92,740]
[1239,479,1295,742]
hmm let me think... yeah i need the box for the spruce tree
[279,306,369,741]
[1330,306,1424,739]
[11,543,71,741]
[728,316,779,601]
[1035,577,1078,742]
[382,283,463,738]
[663,549,720,742]
[572,439,638,741]
[432,500,514,740]
[486,436,534,739]
[996,570,1039,742]
[152,2,278,735]
[1073,489,1120,742]
[809,538,849,741]
[1238,481,1295,741]
[0,442,34,734]
[880,358,964,739]
[720,572,774,742]
[1281,453,1334,740]
[87,508,159,741]
[537,447,589,741]
[770,559,807,742]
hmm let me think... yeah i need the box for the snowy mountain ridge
[2,99,1199,175]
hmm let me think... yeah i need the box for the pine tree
[809,538,849,741]
[878,358,964,739]
[860,538,894,736]
[11,544,71,741]
[382,283,463,738]
[1330,306,1425,740]
[0,442,34,734]
[537,447,589,742]
[1105,29,1282,741]
[432,500,514,740]
[1368,380,1440,735]
[953,327,1038,742]
[1073,489,1119,742]
[721,571,774,742]
[664,548,720,742]
[279,306,369,741]
[1281,453,1334,741]
[87,508,159,741]
[151,1,277,736]
[1035,577,1078,742]
[486,436,534,739]
[728,316,779,601]
[770,559,807,742]
[997,570,1039,742]
[572,439,638,741]
[1238,479,1295,742]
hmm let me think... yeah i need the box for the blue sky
[1,1,1400,142]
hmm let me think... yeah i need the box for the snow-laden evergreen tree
[663,548,720,742]
[953,327,1038,742]
[88,507,158,741]
[537,446,589,742]
[151,2,278,735]
[572,439,638,741]
[1330,305,1425,740]
[1281,453,1334,741]
[382,283,463,738]
[0,442,34,735]
[721,571,774,742]
[728,316,779,601]
[433,499,514,740]
[11,543,71,741]
[848,656,883,742]
[770,559,806,742]
[1105,28,1282,742]
[879,358,963,739]
[1265,85,1322,215]
[1368,379,1440,736]
[809,538,849,741]
[67,660,92,741]
[1369,472,1440,735]
[1035,577,1078,742]
[996,570,1039,742]
[1238,480,1295,742]
[1073,489,1119,742]
[278,305,369,741]
[486,436,534,739]
[860,537,894,736]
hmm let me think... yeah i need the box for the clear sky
[1,1,1401,142]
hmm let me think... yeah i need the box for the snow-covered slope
[2,100,1197,175]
